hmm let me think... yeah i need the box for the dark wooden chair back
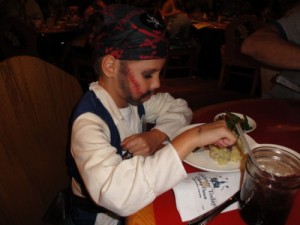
[0,56,83,225]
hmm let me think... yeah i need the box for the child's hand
[172,120,237,160]
[196,121,237,148]
[121,129,168,157]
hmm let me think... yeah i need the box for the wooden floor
[158,76,257,111]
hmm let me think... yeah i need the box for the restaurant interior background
[1,1,300,225]
[0,0,287,104]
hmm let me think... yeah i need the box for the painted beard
[118,61,153,105]
[129,90,153,105]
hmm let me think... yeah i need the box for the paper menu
[173,171,241,222]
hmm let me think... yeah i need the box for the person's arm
[241,24,300,70]
[72,114,235,216]
[121,92,192,157]
[143,92,193,139]
[172,121,236,160]
[121,128,168,156]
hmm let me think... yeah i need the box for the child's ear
[102,55,115,77]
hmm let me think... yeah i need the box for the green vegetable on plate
[216,112,252,133]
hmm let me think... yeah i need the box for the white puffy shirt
[71,82,193,224]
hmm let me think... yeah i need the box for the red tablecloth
[153,99,300,225]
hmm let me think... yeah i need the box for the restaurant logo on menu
[173,171,241,221]
[192,174,230,207]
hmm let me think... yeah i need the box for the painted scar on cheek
[127,68,142,96]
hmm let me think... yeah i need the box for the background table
[127,99,300,225]
[37,24,80,67]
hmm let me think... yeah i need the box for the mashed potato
[209,139,244,165]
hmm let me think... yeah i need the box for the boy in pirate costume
[68,4,236,225]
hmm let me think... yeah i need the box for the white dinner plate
[185,136,257,172]
[174,124,299,172]
[214,112,257,133]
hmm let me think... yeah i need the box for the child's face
[116,58,166,106]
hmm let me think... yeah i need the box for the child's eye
[143,73,153,79]
[142,69,157,79]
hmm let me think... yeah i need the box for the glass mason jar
[239,145,300,225]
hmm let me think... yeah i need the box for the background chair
[0,16,39,60]
[219,14,265,96]
[162,39,199,77]
[0,56,83,225]
[160,2,201,78]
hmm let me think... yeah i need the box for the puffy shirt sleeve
[71,112,187,216]
[143,92,193,140]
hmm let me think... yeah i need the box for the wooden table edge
[126,203,156,225]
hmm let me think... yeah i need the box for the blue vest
[67,90,145,225]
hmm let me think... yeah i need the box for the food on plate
[192,113,250,165]
[215,112,252,132]
[209,138,244,165]
[210,112,247,165]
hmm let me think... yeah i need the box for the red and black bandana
[88,4,169,60]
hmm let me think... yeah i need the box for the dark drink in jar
[239,146,300,225]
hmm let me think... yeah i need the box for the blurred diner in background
[158,0,192,41]
[1,0,299,95]
[241,0,300,99]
